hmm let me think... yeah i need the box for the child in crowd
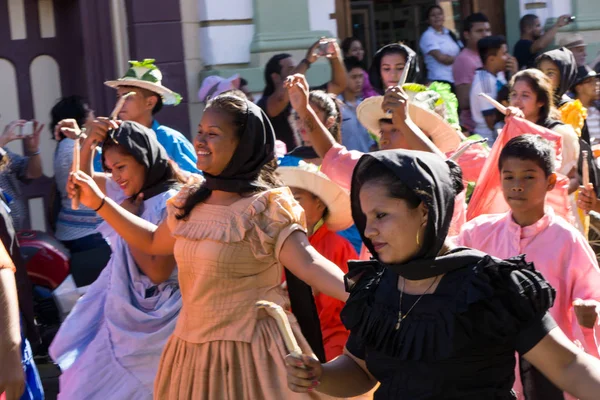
[456,134,600,400]
[469,35,517,145]
[277,162,356,361]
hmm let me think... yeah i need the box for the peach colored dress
[153,185,326,399]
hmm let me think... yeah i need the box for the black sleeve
[515,313,558,355]
[345,331,367,360]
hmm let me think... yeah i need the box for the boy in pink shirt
[456,134,600,399]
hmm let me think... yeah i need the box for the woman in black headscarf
[285,149,600,399]
[68,93,347,399]
[368,43,420,95]
[49,121,187,399]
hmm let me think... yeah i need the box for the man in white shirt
[470,36,518,145]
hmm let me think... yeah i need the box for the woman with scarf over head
[49,121,186,399]
[285,148,600,399]
[67,93,347,399]
[368,44,420,95]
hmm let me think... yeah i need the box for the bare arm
[22,121,44,180]
[455,84,471,112]
[429,50,455,66]
[484,114,498,131]
[286,349,377,396]
[130,247,177,284]
[68,171,176,256]
[531,15,571,54]
[279,231,348,302]
[0,251,25,400]
[324,41,347,95]
[286,74,338,158]
[523,327,600,400]
[385,87,446,158]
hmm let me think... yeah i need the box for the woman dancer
[286,148,600,399]
[50,121,185,399]
[67,93,347,399]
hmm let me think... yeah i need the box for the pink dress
[153,185,328,399]
[456,208,600,399]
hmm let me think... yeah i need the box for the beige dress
[154,185,326,399]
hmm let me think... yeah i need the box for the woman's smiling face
[194,108,240,175]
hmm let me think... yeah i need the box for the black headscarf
[203,100,276,193]
[368,44,420,95]
[102,121,180,200]
[350,150,482,280]
[536,47,578,107]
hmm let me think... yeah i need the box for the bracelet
[26,150,40,156]
[300,58,312,69]
[93,196,106,212]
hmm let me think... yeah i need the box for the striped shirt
[54,139,102,241]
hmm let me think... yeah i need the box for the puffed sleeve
[246,187,307,261]
[481,256,558,354]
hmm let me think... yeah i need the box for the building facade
[1,0,598,231]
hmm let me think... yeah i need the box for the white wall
[307,0,337,36]
[197,0,252,21]
[518,0,572,24]
[199,25,254,65]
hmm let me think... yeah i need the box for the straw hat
[105,59,182,106]
[277,163,353,232]
[356,88,462,154]
[558,33,586,49]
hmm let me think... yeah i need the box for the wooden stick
[449,138,488,161]
[71,138,80,210]
[478,93,507,115]
[90,91,136,150]
[256,300,302,357]
[399,54,413,87]
[583,150,590,187]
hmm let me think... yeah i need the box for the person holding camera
[258,39,347,151]
[0,120,44,230]
[514,14,573,70]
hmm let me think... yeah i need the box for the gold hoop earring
[416,231,420,246]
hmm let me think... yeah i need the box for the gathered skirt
[154,314,333,400]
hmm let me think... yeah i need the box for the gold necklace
[395,275,439,330]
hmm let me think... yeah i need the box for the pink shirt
[453,48,482,132]
[456,208,600,399]
[321,144,467,260]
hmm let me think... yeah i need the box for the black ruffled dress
[341,254,557,400]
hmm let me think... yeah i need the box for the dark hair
[520,14,539,34]
[509,69,555,122]
[151,95,163,115]
[263,53,292,97]
[478,35,507,64]
[344,56,364,72]
[426,5,443,20]
[240,78,248,87]
[355,157,422,208]
[290,91,342,143]
[50,95,90,141]
[101,134,188,183]
[499,134,555,177]
[341,37,361,57]
[369,44,419,94]
[463,12,489,33]
[176,94,280,220]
